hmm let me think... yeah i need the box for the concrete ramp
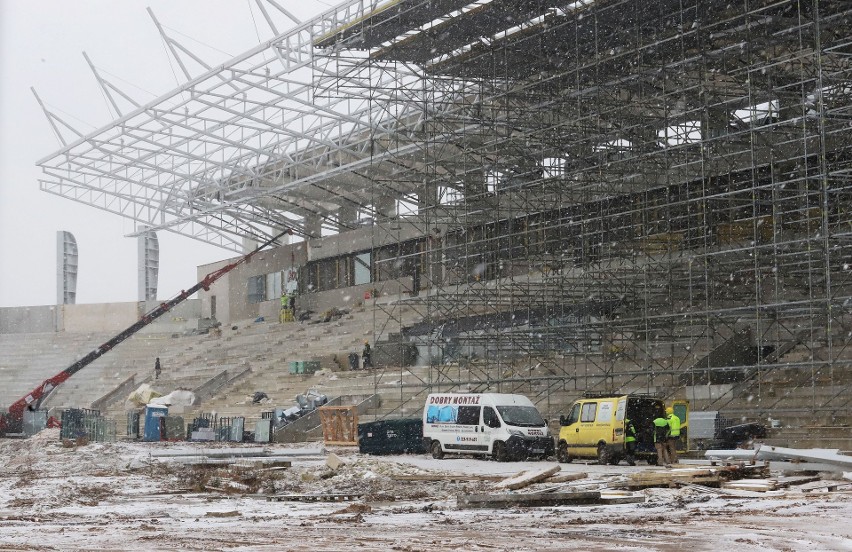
[273,394,379,443]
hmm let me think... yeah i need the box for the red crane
[0,229,290,435]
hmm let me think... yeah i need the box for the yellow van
[556,394,688,465]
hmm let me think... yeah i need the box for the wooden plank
[495,465,561,491]
[722,479,778,492]
[547,472,588,484]
[598,495,646,505]
[797,480,850,492]
[393,474,505,482]
[622,468,727,489]
[232,459,292,469]
[626,476,722,490]
[457,491,602,509]
[774,475,822,488]
[627,468,715,483]
[266,493,366,502]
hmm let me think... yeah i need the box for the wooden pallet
[319,406,359,446]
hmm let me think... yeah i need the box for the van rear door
[613,397,627,444]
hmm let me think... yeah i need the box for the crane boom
[0,229,290,435]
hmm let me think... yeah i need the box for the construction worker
[287,292,296,315]
[362,340,373,369]
[280,292,288,323]
[280,292,295,323]
[666,406,681,465]
[653,413,670,466]
[154,357,161,380]
[624,418,637,466]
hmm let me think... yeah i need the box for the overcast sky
[0,0,331,308]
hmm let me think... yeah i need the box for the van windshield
[496,406,545,427]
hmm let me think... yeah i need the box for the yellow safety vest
[667,414,681,437]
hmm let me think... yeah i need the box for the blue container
[143,406,169,442]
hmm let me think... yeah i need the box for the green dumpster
[358,418,425,455]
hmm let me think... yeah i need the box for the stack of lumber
[456,466,644,509]
[622,463,770,489]
[722,475,822,492]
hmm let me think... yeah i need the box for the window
[483,406,501,428]
[659,122,702,147]
[541,157,567,178]
[456,406,481,425]
[318,258,338,291]
[247,275,265,304]
[354,252,371,285]
[580,402,597,423]
[597,401,614,423]
[615,399,626,422]
[266,271,282,300]
[496,406,545,427]
[439,186,463,205]
[567,403,581,425]
[734,99,778,126]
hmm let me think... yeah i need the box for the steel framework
[39,0,852,424]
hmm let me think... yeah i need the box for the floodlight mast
[0,228,291,436]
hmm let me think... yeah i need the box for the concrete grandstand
[3,0,851,446]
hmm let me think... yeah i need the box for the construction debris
[142,445,322,468]
[393,474,504,482]
[706,444,852,471]
[722,475,822,492]
[495,465,561,490]
[265,493,366,502]
[621,463,770,490]
[548,472,589,484]
[126,384,161,408]
[326,452,346,470]
[1,431,850,549]
[797,480,852,493]
[457,490,645,509]
[458,491,602,509]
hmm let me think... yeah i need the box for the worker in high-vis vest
[624,418,637,466]
[280,293,288,323]
[653,415,670,466]
[666,406,681,465]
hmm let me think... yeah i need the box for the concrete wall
[198,258,233,325]
[299,278,414,314]
[306,222,437,262]
[62,302,139,333]
[137,299,203,335]
[195,224,437,325]
[1,299,204,335]
[0,305,58,334]
[139,298,201,321]
[198,241,309,324]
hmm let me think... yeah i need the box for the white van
[422,393,554,461]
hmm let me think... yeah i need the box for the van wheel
[608,455,621,466]
[430,440,444,460]
[597,444,609,465]
[493,441,510,462]
[556,442,572,463]
[647,456,658,466]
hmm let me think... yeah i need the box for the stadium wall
[0,300,202,335]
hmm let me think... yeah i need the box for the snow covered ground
[1,431,850,551]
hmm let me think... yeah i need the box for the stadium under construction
[32,0,852,432]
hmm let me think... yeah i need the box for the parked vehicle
[422,393,554,461]
[556,394,688,465]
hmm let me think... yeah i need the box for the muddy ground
[0,430,850,551]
